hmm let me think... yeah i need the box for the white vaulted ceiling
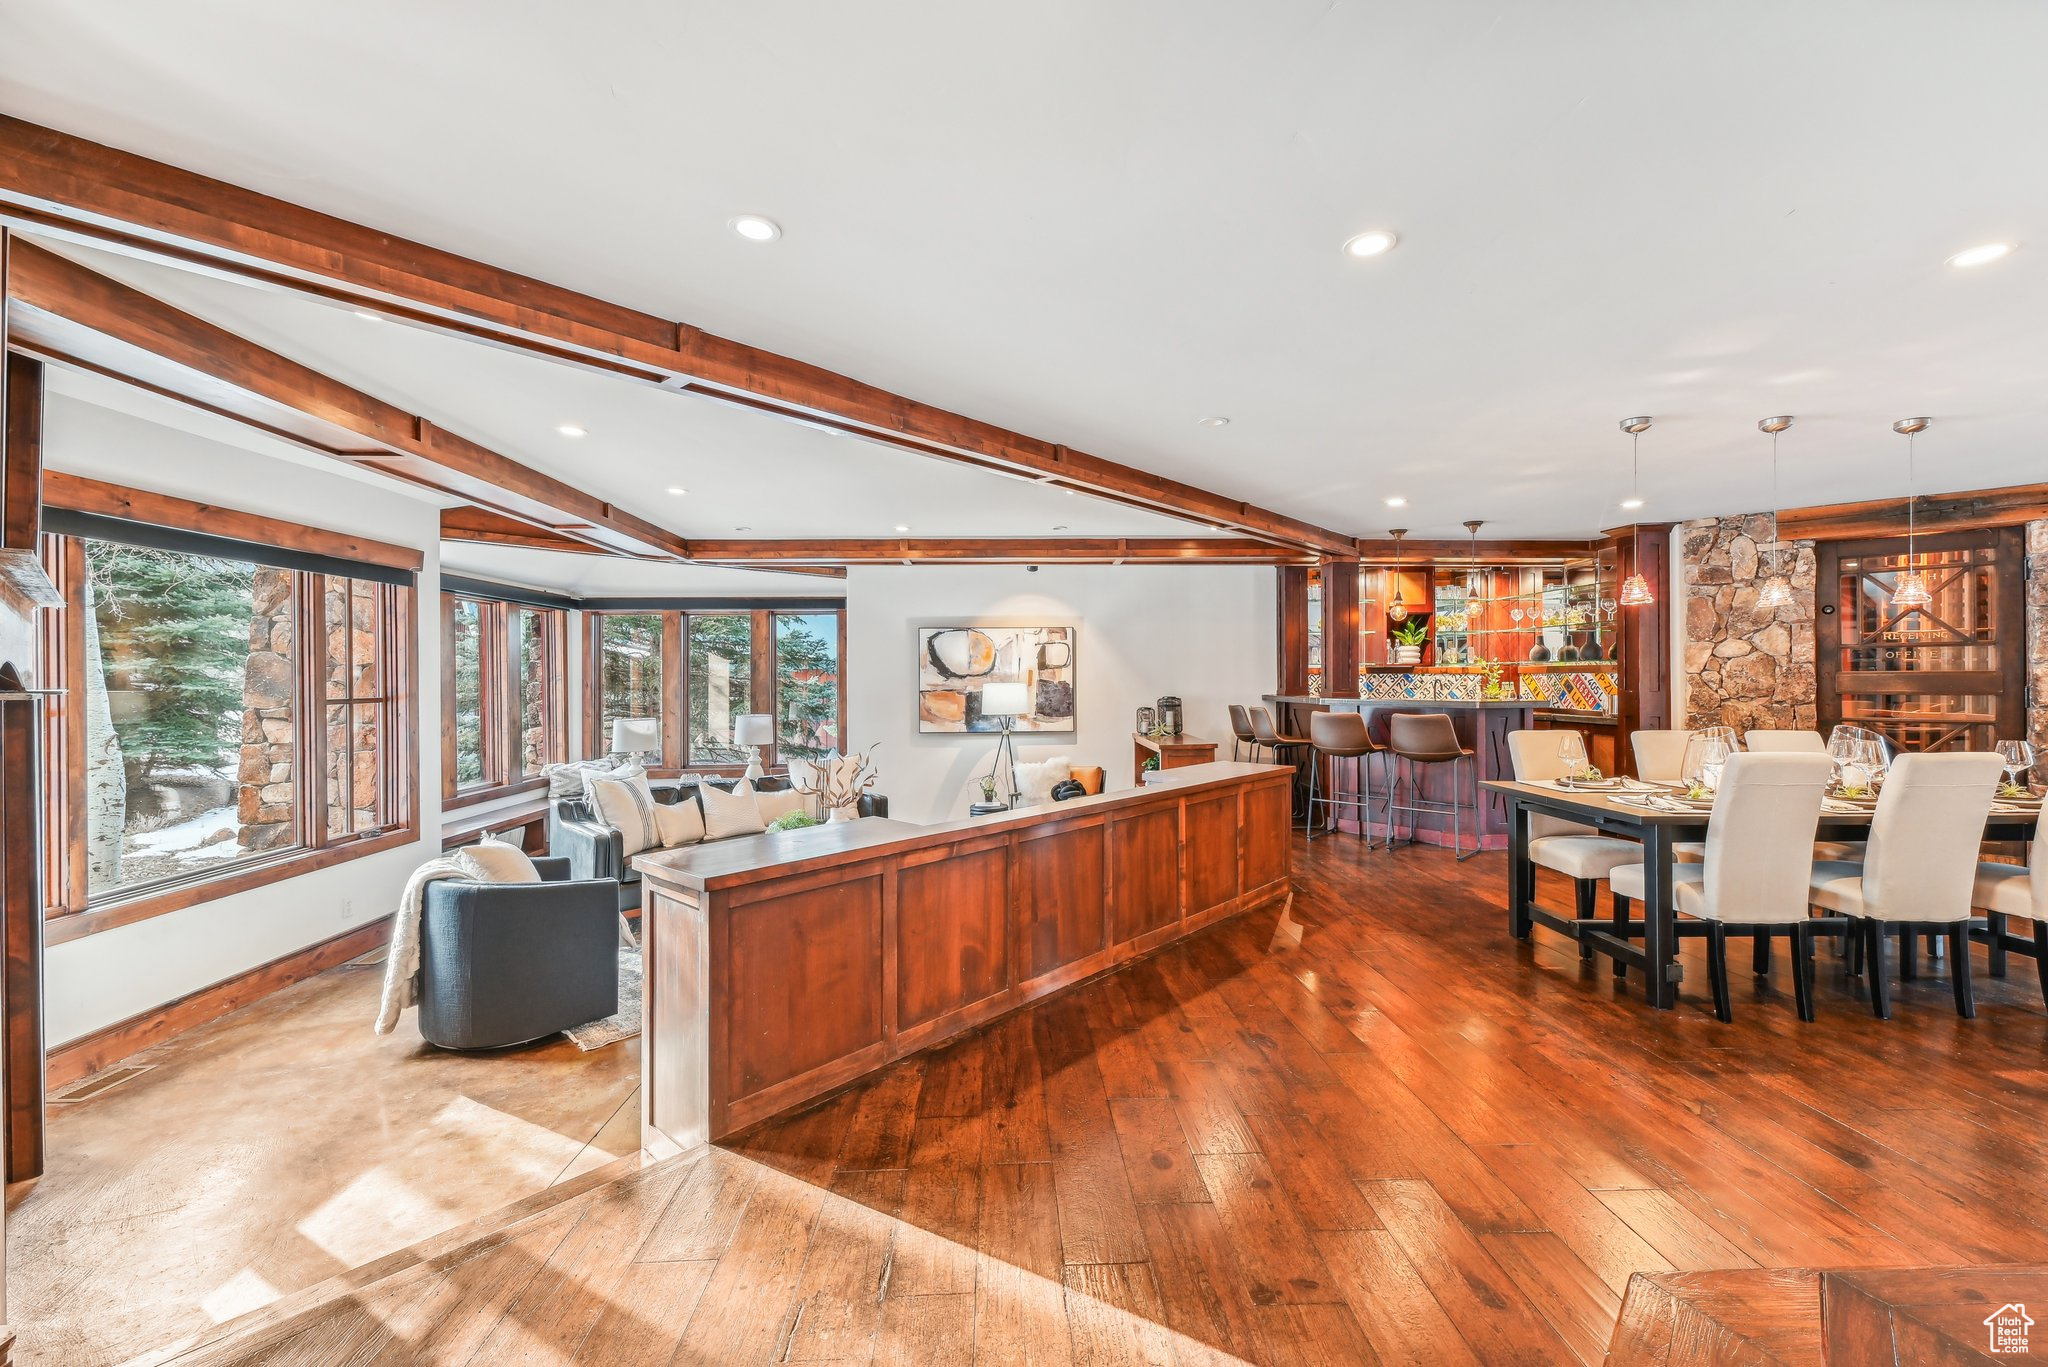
[5,1,2048,539]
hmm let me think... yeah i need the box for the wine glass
[1556,731,1589,779]
[1996,739,2036,795]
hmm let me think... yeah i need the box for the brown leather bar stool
[1249,706,1315,825]
[1384,712,1480,860]
[1306,710,1385,843]
[1228,704,1259,762]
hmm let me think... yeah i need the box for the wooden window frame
[441,595,567,809]
[35,477,423,945]
[584,608,847,776]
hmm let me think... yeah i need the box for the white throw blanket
[375,856,474,1035]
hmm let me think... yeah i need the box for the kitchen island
[632,761,1292,1149]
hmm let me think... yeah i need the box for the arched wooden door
[1815,527,2026,752]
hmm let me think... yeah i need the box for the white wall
[845,564,1277,824]
[42,397,446,1046]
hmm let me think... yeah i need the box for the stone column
[237,568,295,851]
[1680,515,1817,732]
[2028,521,2048,760]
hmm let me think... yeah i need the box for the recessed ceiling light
[735,525,752,532]
[1947,242,2015,268]
[729,214,782,243]
[1197,416,1231,428]
[894,524,911,533]
[1052,524,1070,531]
[556,424,587,438]
[1342,229,1399,258]
[1384,496,1407,508]
[666,486,688,496]
[1620,496,1646,510]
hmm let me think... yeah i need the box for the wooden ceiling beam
[2,239,689,561]
[1775,485,2048,542]
[0,115,1358,555]
[685,537,1318,566]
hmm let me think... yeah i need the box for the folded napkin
[1821,799,1864,813]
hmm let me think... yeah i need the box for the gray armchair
[418,856,620,1049]
[555,776,889,910]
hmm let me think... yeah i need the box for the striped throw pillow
[586,769,661,856]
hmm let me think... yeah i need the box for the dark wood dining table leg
[1508,798,1533,940]
[1640,824,1678,1009]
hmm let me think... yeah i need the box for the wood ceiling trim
[2,238,690,561]
[683,537,1319,565]
[1775,485,2048,541]
[0,115,1358,555]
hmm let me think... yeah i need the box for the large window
[585,606,845,772]
[441,592,566,801]
[39,499,419,936]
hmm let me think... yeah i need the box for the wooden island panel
[637,761,1293,1144]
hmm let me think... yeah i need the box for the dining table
[1480,777,2043,1009]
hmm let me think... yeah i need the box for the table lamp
[979,681,1030,807]
[734,712,775,781]
[610,717,661,768]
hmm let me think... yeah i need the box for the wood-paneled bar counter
[632,760,1292,1149]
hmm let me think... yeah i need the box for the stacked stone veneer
[237,567,296,852]
[2030,521,2048,761]
[1680,515,1818,732]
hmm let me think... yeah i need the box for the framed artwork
[917,625,1076,733]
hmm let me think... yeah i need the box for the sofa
[554,775,889,910]
[418,856,620,1049]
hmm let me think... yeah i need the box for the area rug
[566,949,642,1050]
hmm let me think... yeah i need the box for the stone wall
[2030,521,2048,762]
[1680,515,1817,732]
[237,567,295,852]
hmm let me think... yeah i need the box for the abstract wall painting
[917,625,1076,733]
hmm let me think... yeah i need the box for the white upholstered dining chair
[1609,753,1836,1021]
[1808,752,2004,1019]
[1972,839,2048,1011]
[1506,730,1641,961]
[1745,729,1827,753]
[1630,729,1691,783]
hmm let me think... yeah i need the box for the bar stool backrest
[1862,752,2004,922]
[1249,706,1285,746]
[1699,753,1831,923]
[1228,704,1257,744]
[1387,712,1462,761]
[1745,729,1827,754]
[1631,729,1692,783]
[1309,710,1373,755]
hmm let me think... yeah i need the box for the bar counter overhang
[632,760,1293,1150]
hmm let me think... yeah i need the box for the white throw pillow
[653,796,706,848]
[584,762,644,800]
[757,787,816,825]
[701,781,767,841]
[1013,756,1073,808]
[456,838,540,883]
[586,769,661,856]
[544,757,616,798]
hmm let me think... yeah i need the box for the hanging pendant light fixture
[1386,528,1409,622]
[1463,519,1486,610]
[1890,416,1934,610]
[1756,416,1795,610]
[1618,416,1656,606]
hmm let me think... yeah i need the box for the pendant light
[1463,519,1486,610]
[1756,416,1795,610]
[1890,416,1933,610]
[1618,416,1655,606]
[1386,528,1409,622]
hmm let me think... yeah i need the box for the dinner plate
[1994,791,2044,808]
[1557,776,1622,790]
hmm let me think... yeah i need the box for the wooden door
[1816,527,2025,752]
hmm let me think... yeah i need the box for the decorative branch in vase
[792,743,881,822]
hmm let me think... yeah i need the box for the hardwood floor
[119,836,2048,1363]
[6,950,643,1367]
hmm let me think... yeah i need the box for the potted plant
[1390,618,1429,665]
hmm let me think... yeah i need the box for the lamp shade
[981,682,1030,717]
[733,712,776,747]
[611,717,660,752]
